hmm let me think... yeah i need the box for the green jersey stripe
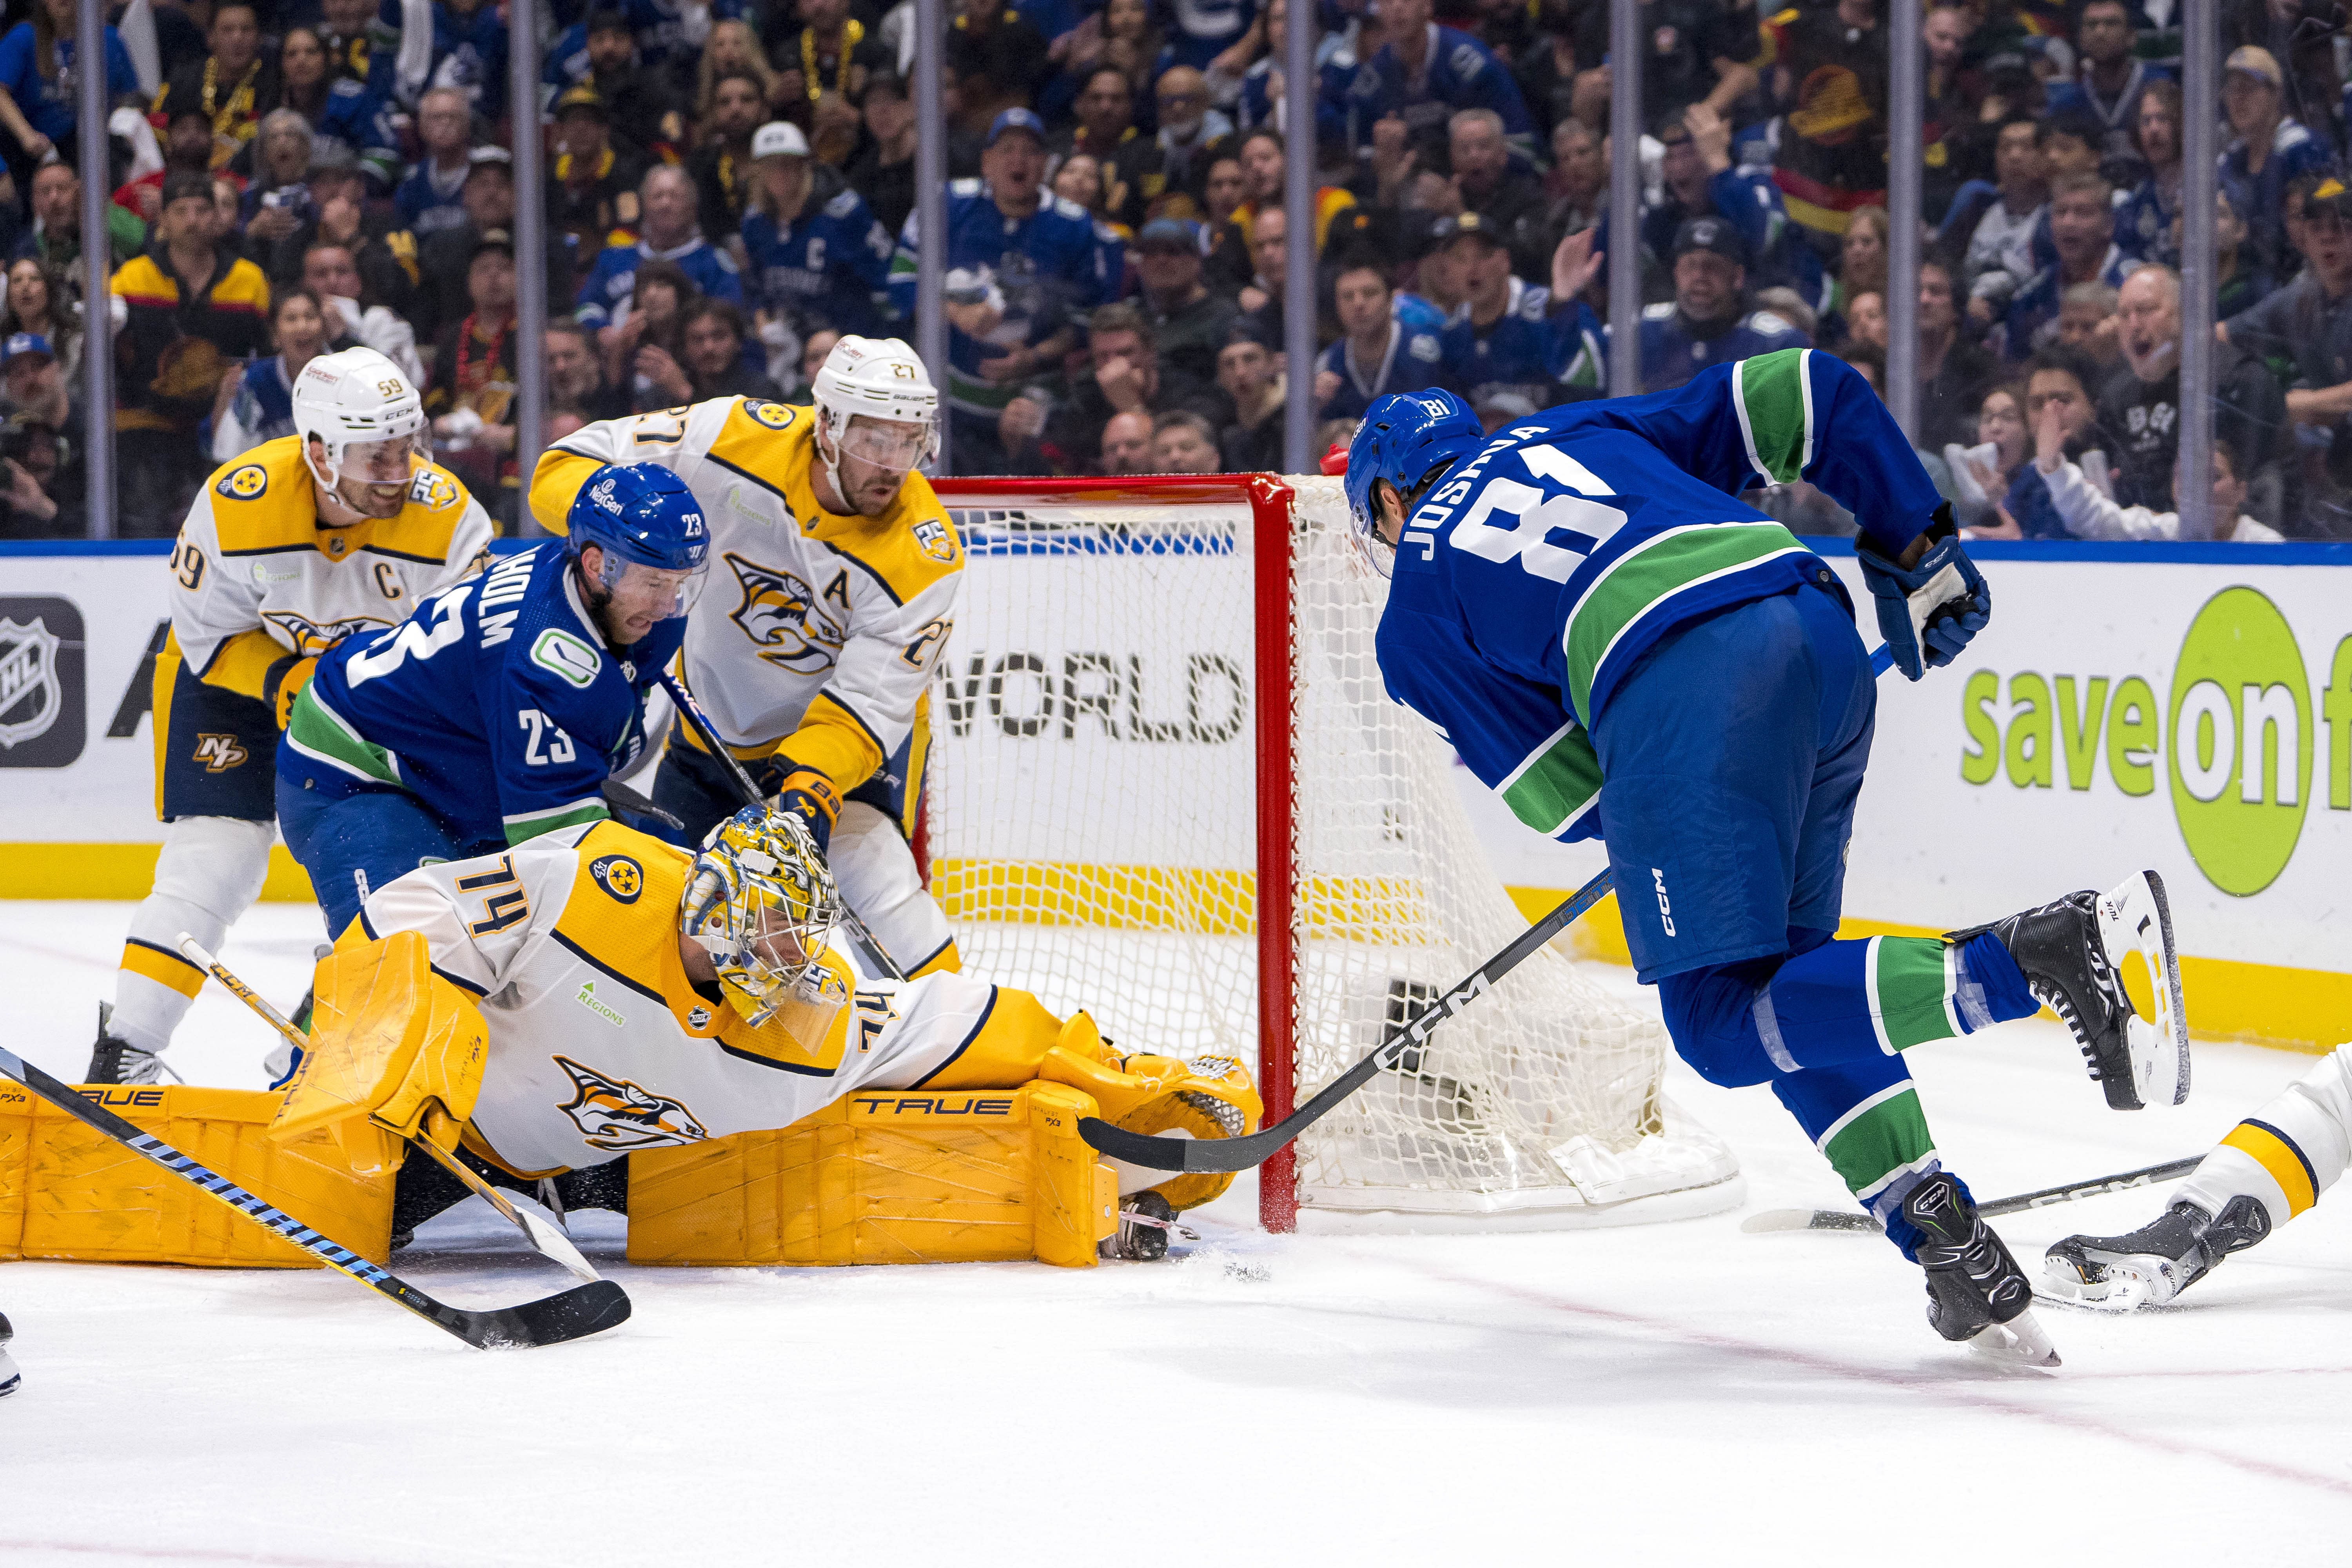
[1816,1082,1937,1198]
[1731,350,1814,484]
[1559,522,1809,717]
[503,798,611,845]
[1497,720,1604,836]
[1873,936,1965,1051]
[285,688,400,786]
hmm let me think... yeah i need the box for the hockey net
[925,475,1739,1232]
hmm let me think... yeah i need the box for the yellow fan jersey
[526,397,960,791]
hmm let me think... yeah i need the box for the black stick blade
[1079,1116,1284,1173]
[426,1279,633,1349]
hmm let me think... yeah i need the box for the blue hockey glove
[1856,508,1990,681]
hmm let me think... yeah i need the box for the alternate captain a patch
[589,853,642,902]
[218,464,268,501]
[554,1055,710,1151]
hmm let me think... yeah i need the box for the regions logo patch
[217,464,268,501]
[407,467,459,510]
[745,400,797,431]
[911,517,959,564]
[553,1054,710,1151]
[589,853,642,902]
[724,553,845,673]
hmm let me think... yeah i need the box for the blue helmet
[1343,389,1483,575]
[566,462,711,575]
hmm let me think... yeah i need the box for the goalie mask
[293,347,429,520]
[679,806,842,1026]
[810,335,938,510]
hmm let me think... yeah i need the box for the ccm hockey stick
[176,935,605,1285]
[0,1044,628,1349]
[1081,644,1906,1174]
[655,669,906,982]
[1740,1156,2205,1234]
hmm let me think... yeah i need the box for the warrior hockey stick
[1080,643,1905,1174]
[177,936,605,1285]
[0,1044,628,1349]
[654,668,907,981]
[1739,1156,2204,1233]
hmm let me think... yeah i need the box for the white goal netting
[927,476,1738,1228]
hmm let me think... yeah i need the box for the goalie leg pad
[271,931,490,1176]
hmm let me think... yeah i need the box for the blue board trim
[1796,535,2352,566]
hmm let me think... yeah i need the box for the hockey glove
[265,653,319,730]
[771,766,843,855]
[1856,507,1990,681]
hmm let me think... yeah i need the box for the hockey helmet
[811,334,939,475]
[1344,388,1483,577]
[292,347,428,497]
[680,805,843,1026]
[565,461,711,616]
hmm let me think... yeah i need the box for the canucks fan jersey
[1325,24,1534,151]
[528,397,962,795]
[368,0,506,115]
[1377,349,1936,841]
[290,539,686,846]
[1439,278,1601,410]
[171,436,493,709]
[1614,304,1809,392]
[1318,318,1448,421]
[741,181,896,339]
[353,819,997,1174]
[575,236,746,330]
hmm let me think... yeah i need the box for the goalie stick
[0,1044,628,1350]
[1738,1156,2205,1233]
[1079,644,1904,1175]
[654,669,906,982]
[176,935,606,1286]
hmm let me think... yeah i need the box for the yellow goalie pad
[271,931,490,1177]
[0,1082,395,1268]
[626,1082,1120,1267]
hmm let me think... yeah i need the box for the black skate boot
[85,1003,163,1086]
[1103,1191,1187,1262]
[0,1310,19,1397]
[1900,1173,2060,1367]
[1945,869,2189,1110]
[2043,1196,2271,1308]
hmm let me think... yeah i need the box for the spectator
[1134,217,1238,385]
[16,161,140,288]
[1,256,76,379]
[1998,172,2134,359]
[2118,80,2183,268]
[369,0,507,123]
[1515,9,1580,142]
[1435,212,1590,408]
[265,25,399,192]
[1827,206,1889,332]
[210,285,333,459]
[771,0,886,115]
[0,0,138,184]
[782,325,842,404]
[548,84,651,261]
[1236,200,1296,335]
[1151,409,1223,473]
[1948,382,2031,533]
[890,107,1103,470]
[691,72,769,244]
[152,1,274,174]
[602,258,700,412]
[2098,263,2284,512]
[111,171,272,535]
[1214,127,1353,285]
[2035,426,2281,542]
[683,300,782,401]
[1152,67,1236,203]
[0,410,65,536]
[844,72,920,238]
[1057,66,1163,232]
[2046,0,2166,181]
[1062,0,1165,131]
[1915,259,1996,452]
[238,109,321,254]
[425,229,519,514]
[694,20,782,119]
[2209,190,2272,320]
[546,319,627,422]
[1340,0,1533,162]
[1099,406,1156,474]
[578,9,683,160]
[1544,119,1606,246]
[1751,286,1818,339]
[1625,216,1805,393]
[2222,175,2352,388]
[2217,46,2332,279]
[301,238,426,386]
[1215,329,1283,470]
[949,0,1056,131]
[1767,0,1888,252]
[314,0,375,91]
[577,163,746,332]
[117,106,217,226]
[2000,347,2111,538]
[2053,280,2121,369]
[1450,108,1549,279]
[1634,105,1809,302]
[1844,290,1887,350]
[1007,300,1226,474]
[395,88,477,239]
[1964,118,2047,328]
[1568,0,1755,132]
[1200,154,1247,232]
[741,120,895,349]
[1315,255,1445,421]
[420,149,565,341]
[1,325,74,435]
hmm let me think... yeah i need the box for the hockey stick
[1739,1156,2205,1234]
[601,776,683,831]
[0,1044,628,1349]
[177,935,605,1285]
[1078,643,1904,1174]
[654,668,907,981]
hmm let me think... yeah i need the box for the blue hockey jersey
[1608,304,1811,393]
[287,543,687,847]
[1375,349,1936,841]
[1318,317,1449,421]
[742,184,896,338]
[1325,24,1534,152]
[369,0,507,116]
[575,236,747,329]
[1439,279,1599,410]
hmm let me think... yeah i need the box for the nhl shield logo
[0,615,63,750]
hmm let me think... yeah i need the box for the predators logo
[589,853,642,903]
[262,609,393,655]
[745,400,797,431]
[407,467,460,511]
[191,733,249,771]
[553,1054,711,1151]
[217,465,268,501]
[724,553,845,673]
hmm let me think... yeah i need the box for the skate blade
[1966,1308,2062,1368]
[2040,1251,2179,1311]
[2099,870,2190,1107]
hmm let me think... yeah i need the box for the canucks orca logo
[746,400,796,430]
[262,609,393,655]
[724,552,845,673]
[553,1054,710,1151]
[589,853,642,902]
[217,464,268,501]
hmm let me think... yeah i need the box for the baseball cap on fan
[2,333,53,368]
[2224,45,2283,89]
[987,108,1047,147]
[752,121,810,160]
[1136,217,1203,254]
[1672,215,1747,266]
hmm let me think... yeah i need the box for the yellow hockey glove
[265,653,318,731]
[1039,1017,1263,1212]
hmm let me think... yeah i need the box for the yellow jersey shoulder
[206,437,320,554]
[367,459,478,566]
[703,395,812,487]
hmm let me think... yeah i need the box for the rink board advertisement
[5,538,2350,1043]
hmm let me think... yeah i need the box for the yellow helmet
[679,805,841,1025]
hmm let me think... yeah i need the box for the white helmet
[293,347,428,495]
[811,335,938,479]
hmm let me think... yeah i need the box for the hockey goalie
[276,804,1259,1257]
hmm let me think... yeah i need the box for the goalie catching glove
[1855,506,1989,681]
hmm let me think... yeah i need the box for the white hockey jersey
[170,436,495,704]
[356,819,997,1174]
[527,397,960,791]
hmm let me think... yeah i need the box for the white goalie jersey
[356,820,998,1175]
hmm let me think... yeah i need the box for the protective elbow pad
[270,931,490,1176]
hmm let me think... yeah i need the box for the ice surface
[5,901,2350,1565]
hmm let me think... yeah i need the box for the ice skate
[2042,1197,2271,1309]
[1947,869,2188,1110]
[0,1311,18,1397]
[85,1002,163,1086]
[1899,1173,2060,1368]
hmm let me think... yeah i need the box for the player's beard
[334,472,409,519]
[838,453,905,516]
